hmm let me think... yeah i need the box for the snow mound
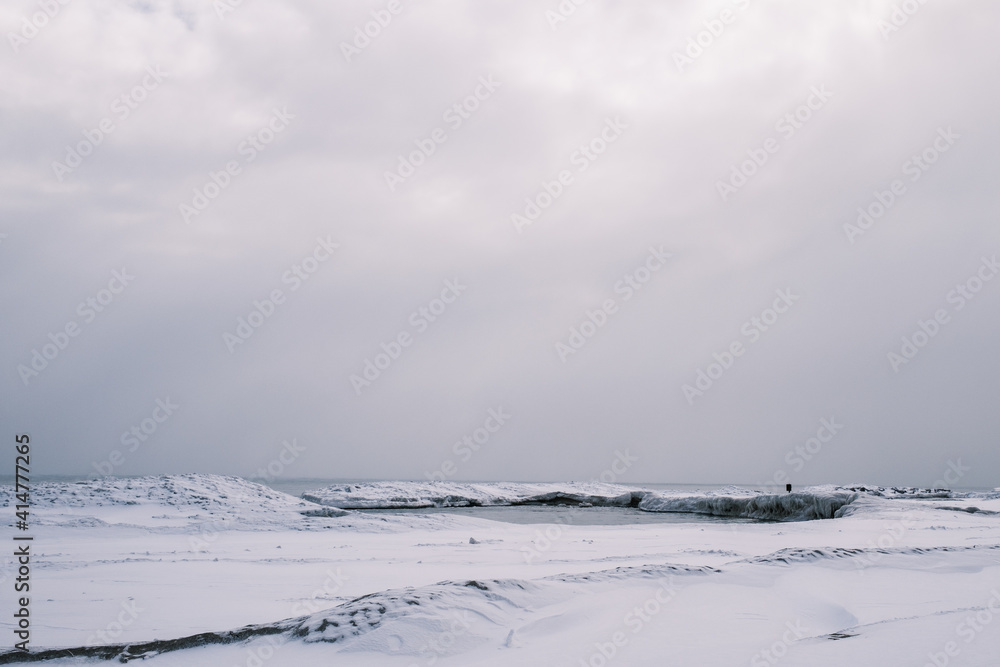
[1,474,304,509]
[637,491,857,521]
[740,543,1000,567]
[302,481,643,509]
[7,543,997,664]
[0,560,712,663]
[0,577,567,663]
[544,562,721,583]
[0,474,348,528]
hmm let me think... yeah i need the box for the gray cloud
[2,0,998,487]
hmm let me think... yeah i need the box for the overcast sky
[2,0,998,488]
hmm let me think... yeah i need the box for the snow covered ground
[2,475,999,665]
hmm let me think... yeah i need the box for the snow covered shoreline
[0,476,870,524]
[1,475,999,665]
[300,480,998,522]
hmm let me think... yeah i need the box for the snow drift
[3,543,991,664]
[0,474,350,528]
[0,564,709,664]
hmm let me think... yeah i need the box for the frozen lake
[353,505,761,525]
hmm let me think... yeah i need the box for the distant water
[260,478,993,497]
[351,505,759,525]
[261,478,759,499]
[3,475,990,497]
[2,475,991,496]
[0,476,758,496]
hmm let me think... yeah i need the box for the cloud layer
[2,0,998,487]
